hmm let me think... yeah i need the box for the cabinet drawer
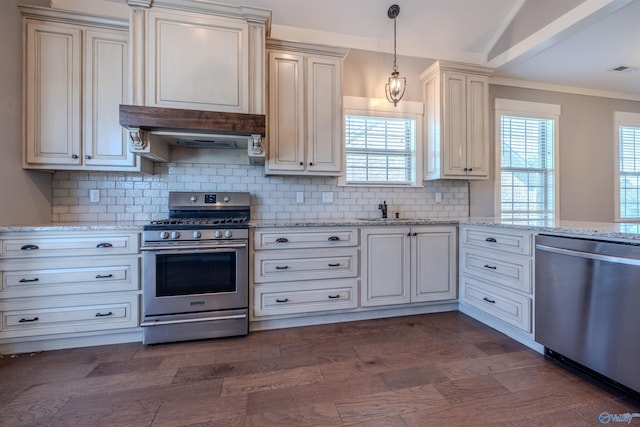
[254,279,357,317]
[461,275,531,332]
[0,256,139,298]
[0,293,139,338]
[253,227,358,250]
[460,248,531,293]
[254,248,358,283]
[461,226,531,255]
[1,232,139,258]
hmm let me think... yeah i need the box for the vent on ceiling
[610,65,639,73]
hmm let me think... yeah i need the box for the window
[614,112,640,221]
[495,99,560,220]
[341,96,422,186]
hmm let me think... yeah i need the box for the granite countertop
[2,217,640,241]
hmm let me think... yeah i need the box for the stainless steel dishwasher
[535,234,640,395]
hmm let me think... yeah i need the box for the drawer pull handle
[95,274,114,279]
[275,238,289,243]
[485,237,497,243]
[275,266,289,270]
[275,298,289,303]
[95,312,113,317]
[20,244,39,251]
[96,242,113,248]
[483,264,497,270]
[19,278,40,283]
[328,294,340,299]
[328,263,341,267]
[19,317,39,323]
[483,297,496,304]
[328,236,340,241]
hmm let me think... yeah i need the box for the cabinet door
[441,71,467,177]
[465,75,489,177]
[84,29,133,167]
[361,227,410,307]
[145,9,249,112]
[266,51,305,173]
[24,21,81,166]
[412,226,457,302]
[306,55,342,174]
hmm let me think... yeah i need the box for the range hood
[119,105,266,165]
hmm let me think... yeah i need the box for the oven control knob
[160,231,170,239]
[192,231,201,239]
[171,231,181,239]
[224,230,232,238]
[223,196,230,203]
[214,230,223,238]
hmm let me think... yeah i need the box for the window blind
[619,125,640,219]
[344,115,415,184]
[500,116,555,219]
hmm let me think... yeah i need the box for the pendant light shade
[385,4,406,107]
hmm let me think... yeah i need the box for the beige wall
[343,49,433,103]
[470,85,640,221]
[0,0,52,226]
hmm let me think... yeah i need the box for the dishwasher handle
[536,244,640,266]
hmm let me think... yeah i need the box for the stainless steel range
[140,191,250,345]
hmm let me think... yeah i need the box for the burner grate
[149,217,249,226]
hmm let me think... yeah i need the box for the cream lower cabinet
[252,227,358,319]
[0,230,141,352]
[265,41,347,176]
[458,225,534,334]
[19,6,148,172]
[360,226,457,307]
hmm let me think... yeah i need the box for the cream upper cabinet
[127,1,270,114]
[265,40,347,176]
[20,6,147,172]
[421,60,493,180]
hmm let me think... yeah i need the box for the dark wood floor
[1,312,638,426]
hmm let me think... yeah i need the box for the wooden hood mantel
[119,104,266,136]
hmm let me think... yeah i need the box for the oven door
[141,242,248,317]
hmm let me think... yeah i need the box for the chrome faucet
[378,201,388,219]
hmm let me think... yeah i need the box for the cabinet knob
[85,155,91,160]
[71,154,78,159]
[309,162,313,166]
[275,237,289,243]
[299,162,303,166]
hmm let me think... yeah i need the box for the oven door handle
[141,314,247,327]
[141,242,247,252]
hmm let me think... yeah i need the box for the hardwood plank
[246,372,388,415]
[432,373,511,404]
[220,365,324,395]
[334,384,449,425]
[380,364,449,390]
[245,402,342,427]
[436,350,545,380]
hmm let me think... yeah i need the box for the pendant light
[385,4,406,107]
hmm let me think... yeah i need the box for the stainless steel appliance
[140,191,250,344]
[535,234,640,395]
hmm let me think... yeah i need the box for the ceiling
[70,0,640,99]
[237,0,640,99]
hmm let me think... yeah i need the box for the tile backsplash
[52,163,469,222]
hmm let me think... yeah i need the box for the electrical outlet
[89,189,100,203]
[322,192,333,203]
[435,192,442,203]
[296,192,304,203]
